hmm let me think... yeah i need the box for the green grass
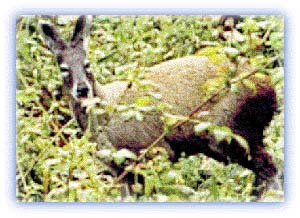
[16,15,284,202]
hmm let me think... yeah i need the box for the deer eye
[59,63,69,72]
[84,59,90,69]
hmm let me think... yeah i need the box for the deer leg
[229,88,278,198]
[165,132,228,164]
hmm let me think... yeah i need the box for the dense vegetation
[16,15,284,202]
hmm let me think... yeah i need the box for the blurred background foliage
[16,15,284,202]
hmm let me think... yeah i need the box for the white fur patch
[60,63,69,70]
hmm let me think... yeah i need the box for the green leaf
[121,110,144,121]
[121,110,137,121]
[163,170,180,184]
[131,183,143,194]
[134,96,152,107]
[97,149,113,161]
[194,122,214,134]
[267,32,284,50]
[175,185,195,195]
[155,194,169,202]
[112,149,137,165]
[232,134,250,159]
[145,176,157,196]
[44,158,61,168]
[115,105,129,112]
[135,111,144,121]
[210,176,219,200]
[221,47,239,58]
[212,126,233,144]
[242,18,259,32]
[72,169,88,180]
[162,113,187,133]
[230,83,240,94]
[148,92,163,100]
[272,67,284,86]
[137,106,156,112]
[242,79,257,95]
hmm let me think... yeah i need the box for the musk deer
[39,15,279,199]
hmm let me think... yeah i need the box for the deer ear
[39,22,66,53]
[71,15,92,49]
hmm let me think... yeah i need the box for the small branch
[199,41,220,48]
[262,24,275,45]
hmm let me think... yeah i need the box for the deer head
[39,16,94,130]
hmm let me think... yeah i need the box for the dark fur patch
[41,24,56,39]
[71,15,86,42]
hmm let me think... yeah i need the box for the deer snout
[77,83,90,99]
